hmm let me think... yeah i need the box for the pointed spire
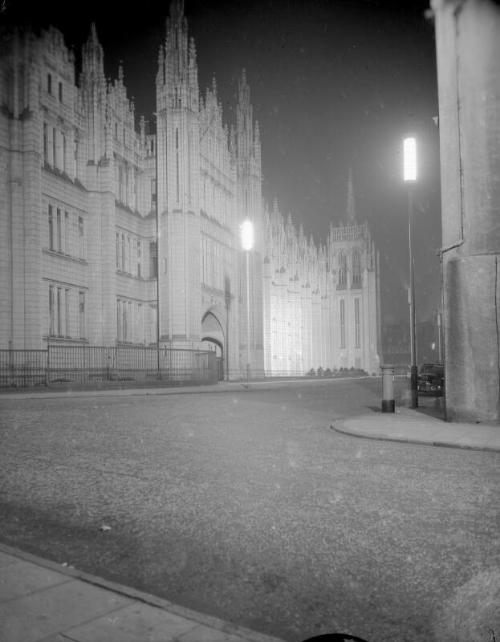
[80,22,105,88]
[347,166,356,225]
[236,68,253,160]
[170,0,184,20]
[156,44,165,86]
[90,22,98,44]
[118,61,124,84]
[189,36,196,66]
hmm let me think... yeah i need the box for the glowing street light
[240,219,254,251]
[403,136,418,408]
[240,219,254,384]
[403,137,417,182]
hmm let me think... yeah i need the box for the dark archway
[201,311,225,381]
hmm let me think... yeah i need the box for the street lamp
[153,113,161,378]
[403,136,418,408]
[240,219,254,385]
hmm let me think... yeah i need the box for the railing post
[46,341,50,387]
[8,340,14,387]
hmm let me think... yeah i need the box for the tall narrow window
[122,301,127,342]
[127,236,131,272]
[116,232,120,269]
[58,81,63,102]
[340,299,346,349]
[56,209,62,251]
[150,241,157,278]
[119,166,124,202]
[151,178,156,210]
[79,291,85,338]
[53,127,57,168]
[47,73,52,94]
[43,123,48,163]
[65,289,70,336]
[338,251,347,289]
[74,137,79,176]
[48,205,54,250]
[137,240,142,278]
[57,287,62,336]
[62,133,66,173]
[64,211,69,254]
[49,285,55,335]
[354,298,361,349]
[352,248,362,288]
[78,216,84,258]
[121,233,125,270]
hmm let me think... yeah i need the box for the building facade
[263,184,380,376]
[0,0,380,378]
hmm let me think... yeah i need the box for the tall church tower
[79,25,116,345]
[155,0,201,344]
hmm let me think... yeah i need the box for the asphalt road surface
[1,379,499,642]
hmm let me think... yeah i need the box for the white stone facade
[0,0,380,378]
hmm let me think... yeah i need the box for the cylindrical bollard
[381,364,395,413]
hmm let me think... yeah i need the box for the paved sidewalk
[0,543,286,642]
[0,376,371,400]
[334,407,500,452]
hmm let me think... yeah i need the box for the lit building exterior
[263,183,380,375]
[0,0,380,378]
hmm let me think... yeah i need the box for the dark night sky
[2,0,442,325]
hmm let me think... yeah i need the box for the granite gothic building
[0,0,380,378]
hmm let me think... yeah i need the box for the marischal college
[0,0,381,379]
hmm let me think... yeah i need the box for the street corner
[330,407,446,445]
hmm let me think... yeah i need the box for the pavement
[1,381,499,642]
[0,376,368,399]
[0,542,286,642]
[334,405,500,453]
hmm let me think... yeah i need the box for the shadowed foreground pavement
[0,379,499,642]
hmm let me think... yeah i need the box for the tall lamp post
[153,114,161,379]
[403,136,418,408]
[240,219,254,385]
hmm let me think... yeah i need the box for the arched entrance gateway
[201,311,225,381]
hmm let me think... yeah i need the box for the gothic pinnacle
[90,22,98,44]
[254,120,260,144]
[170,0,184,20]
[347,166,356,225]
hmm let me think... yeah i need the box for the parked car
[417,362,444,395]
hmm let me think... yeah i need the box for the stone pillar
[432,0,500,422]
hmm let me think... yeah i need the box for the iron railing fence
[0,349,48,387]
[0,345,218,388]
